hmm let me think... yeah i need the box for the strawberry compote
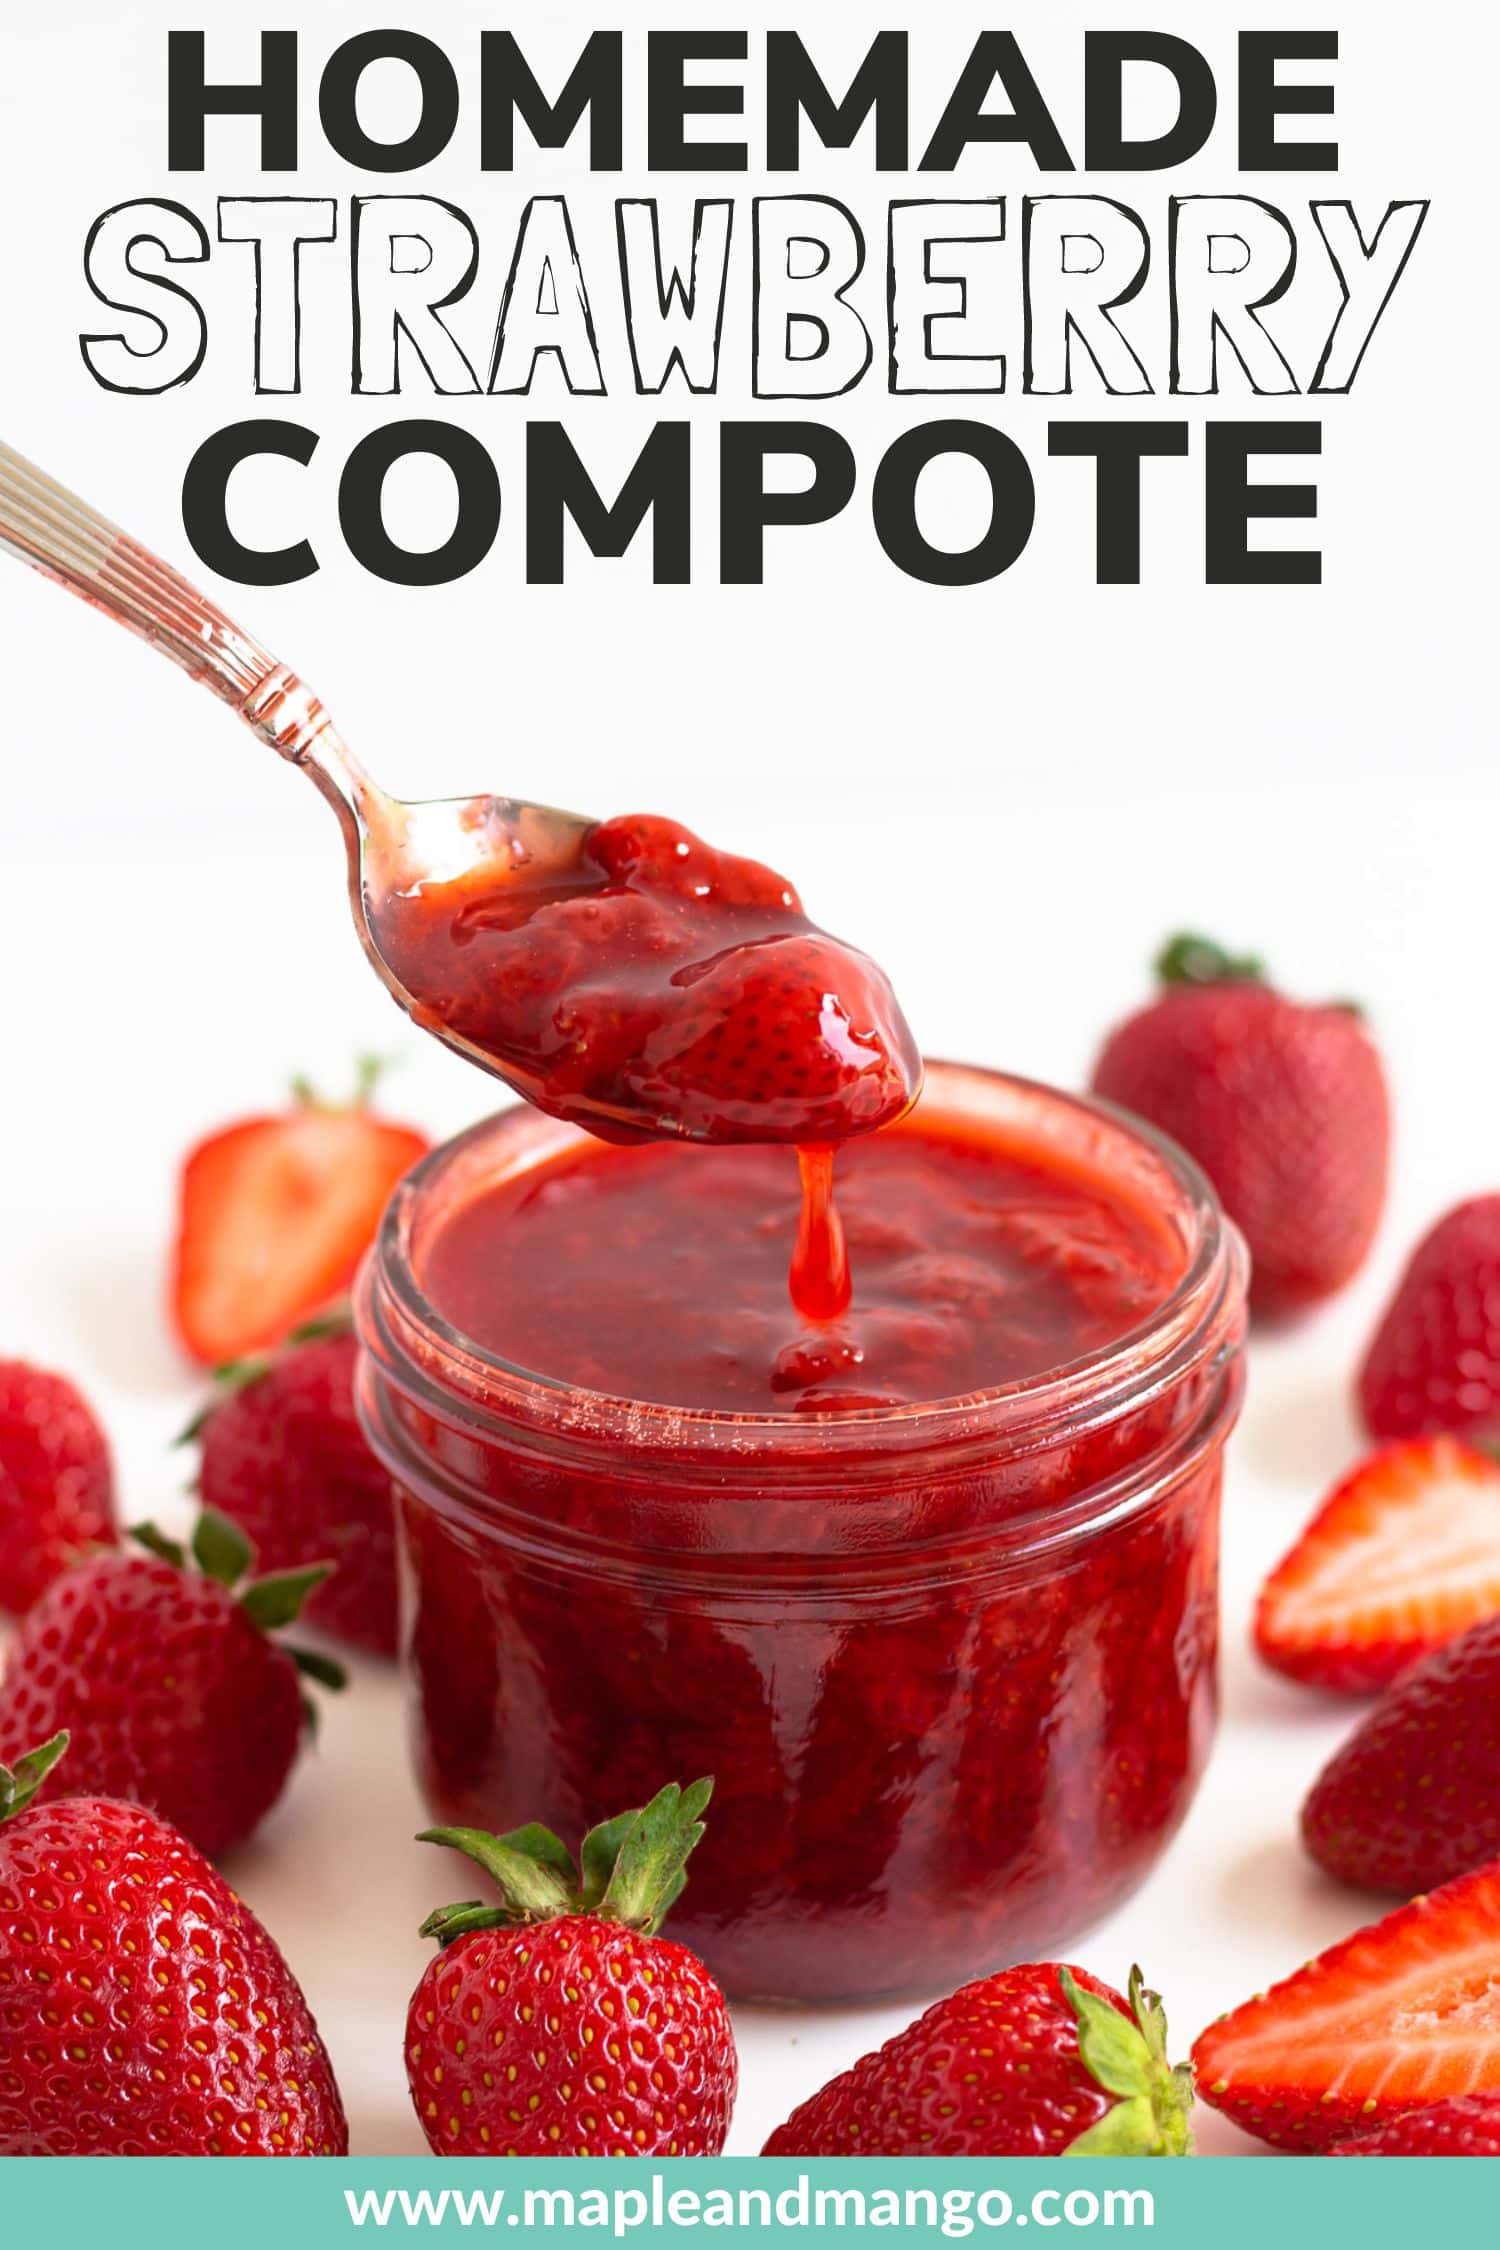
[369,813,921,1147]
[356,1068,1248,2003]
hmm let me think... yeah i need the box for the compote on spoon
[0,441,920,1154]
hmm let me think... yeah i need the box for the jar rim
[359,1061,1248,1475]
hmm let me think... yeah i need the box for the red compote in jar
[356,1065,1247,2004]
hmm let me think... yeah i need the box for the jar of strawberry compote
[355,1064,1247,2005]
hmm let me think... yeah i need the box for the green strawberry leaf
[579,1810,639,1910]
[415,1826,576,1929]
[419,1899,508,1947]
[288,1644,349,1692]
[599,1777,713,1935]
[415,1783,714,1950]
[1060,1966,1195,2157]
[0,1730,70,1823]
[192,1506,255,1588]
[1155,933,1265,989]
[128,1522,186,1569]
[490,1822,577,1887]
[1066,2096,1160,2157]
[1060,1969,1153,2100]
[240,1562,333,1630]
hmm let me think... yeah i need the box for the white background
[0,0,1496,2157]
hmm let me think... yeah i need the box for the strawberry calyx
[1060,1966,1195,2156]
[0,1730,70,1825]
[1155,934,1266,989]
[417,1777,712,1948]
[175,1311,354,1446]
[128,1511,347,1702]
[290,1053,392,1114]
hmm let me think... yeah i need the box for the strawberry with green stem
[406,1779,737,2156]
[764,1962,1194,2156]
[0,1509,344,1859]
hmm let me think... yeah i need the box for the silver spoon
[0,438,593,1089]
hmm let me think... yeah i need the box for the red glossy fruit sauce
[421,1119,1181,1414]
[370,813,921,1154]
[365,1078,1244,2002]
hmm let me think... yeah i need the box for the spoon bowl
[0,439,923,1149]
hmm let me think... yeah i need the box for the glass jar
[355,1065,1247,2005]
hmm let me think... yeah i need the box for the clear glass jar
[355,1065,1247,2005]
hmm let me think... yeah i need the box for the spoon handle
[0,438,368,801]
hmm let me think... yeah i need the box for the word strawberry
[0,1511,343,1859]
[0,1359,116,1614]
[1359,1197,1500,1443]
[1193,1858,1500,2148]
[0,1732,346,2154]
[1092,935,1389,1314]
[1302,1613,1500,1894]
[406,1779,736,2156]
[171,1060,429,1365]
[763,1963,1193,2156]
[1254,1437,1500,1694]
[189,1316,396,1657]
[1329,2096,1500,2155]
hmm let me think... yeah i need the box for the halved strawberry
[1253,1438,1500,1695]
[170,1063,429,1366]
[1193,1859,1500,2149]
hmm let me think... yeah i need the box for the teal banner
[0,2157,1488,2244]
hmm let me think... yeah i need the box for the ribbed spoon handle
[0,436,366,792]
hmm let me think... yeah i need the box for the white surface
[0,0,1494,2159]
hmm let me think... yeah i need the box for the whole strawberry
[0,1512,343,1859]
[1359,1198,1500,1442]
[1302,1612,1500,1894]
[1092,936,1389,1314]
[1194,1859,1500,2148]
[763,1964,1193,2156]
[190,1317,396,1657]
[1330,2096,1500,2155]
[406,1780,736,2156]
[0,1359,116,1614]
[0,1732,346,2154]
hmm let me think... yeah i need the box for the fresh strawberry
[1359,1198,1500,1442]
[0,1732,346,2153]
[763,1963,1193,2157]
[406,1780,736,2156]
[189,1317,396,1657]
[1329,2095,1500,2155]
[1302,1613,1500,1893]
[0,1360,116,1614]
[1193,1858,1500,2149]
[170,1060,429,1365]
[0,1512,344,1859]
[1254,1437,1500,1695]
[1092,935,1389,1314]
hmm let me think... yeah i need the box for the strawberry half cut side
[1193,1859,1500,2149]
[1254,1437,1500,1695]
